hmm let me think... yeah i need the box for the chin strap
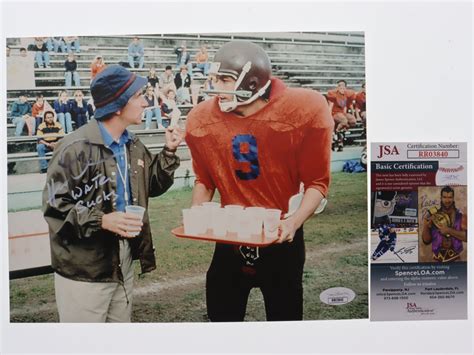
[237,79,271,105]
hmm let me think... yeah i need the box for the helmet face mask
[207,41,272,112]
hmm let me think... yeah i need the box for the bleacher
[6,32,366,175]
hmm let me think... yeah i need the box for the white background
[1,1,472,354]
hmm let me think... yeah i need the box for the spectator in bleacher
[87,97,96,119]
[128,36,145,69]
[143,86,163,130]
[64,53,81,87]
[6,45,11,57]
[11,94,34,136]
[63,36,81,53]
[327,79,357,135]
[32,94,55,130]
[174,65,192,105]
[69,90,92,129]
[36,110,64,174]
[147,67,159,89]
[46,37,66,53]
[201,77,214,101]
[354,82,366,125]
[174,41,192,74]
[54,90,73,133]
[90,55,107,81]
[161,89,181,128]
[194,45,210,76]
[30,38,50,68]
[19,47,27,57]
[159,65,177,95]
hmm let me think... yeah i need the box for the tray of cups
[171,226,278,247]
[172,203,282,247]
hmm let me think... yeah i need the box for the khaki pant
[54,239,134,322]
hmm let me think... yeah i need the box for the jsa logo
[406,302,417,309]
[377,145,400,158]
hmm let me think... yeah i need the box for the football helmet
[208,41,272,112]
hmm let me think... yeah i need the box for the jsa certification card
[370,142,467,321]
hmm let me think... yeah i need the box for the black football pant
[206,227,305,322]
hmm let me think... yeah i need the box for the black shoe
[337,146,344,152]
[40,168,48,174]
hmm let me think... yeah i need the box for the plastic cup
[211,208,227,237]
[237,209,252,239]
[182,208,197,235]
[125,205,146,236]
[191,205,207,234]
[245,207,265,235]
[224,205,244,233]
[202,202,221,208]
[202,202,220,231]
[264,208,281,238]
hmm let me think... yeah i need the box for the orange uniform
[355,91,366,112]
[186,78,334,213]
[327,89,356,115]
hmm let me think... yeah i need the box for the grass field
[9,172,368,322]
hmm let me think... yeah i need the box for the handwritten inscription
[47,137,126,214]
[47,172,115,213]
[71,173,111,200]
[420,195,439,209]
[76,190,117,214]
[46,178,69,208]
[396,246,416,255]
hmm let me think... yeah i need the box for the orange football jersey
[185,78,334,213]
[355,91,366,111]
[327,89,356,114]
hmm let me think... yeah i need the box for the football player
[185,41,333,321]
[354,82,366,125]
[326,79,357,131]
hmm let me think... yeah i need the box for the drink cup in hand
[125,205,146,236]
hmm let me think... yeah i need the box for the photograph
[2,1,472,355]
[418,185,468,263]
[6,32,368,323]
[370,191,419,263]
